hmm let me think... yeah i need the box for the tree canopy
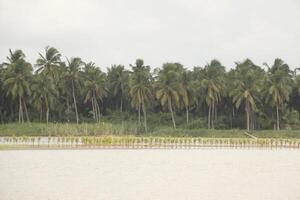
[1,47,300,132]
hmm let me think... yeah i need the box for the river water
[0,149,299,200]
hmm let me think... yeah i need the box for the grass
[0,122,300,138]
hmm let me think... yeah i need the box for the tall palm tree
[130,59,152,131]
[36,46,61,80]
[265,58,292,130]
[83,62,107,122]
[65,57,83,124]
[230,59,263,131]
[31,74,57,123]
[107,65,130,112]
[198,60,225,128]
[3,50,32,123]
[179,70,196,125]
[155,63,182,129]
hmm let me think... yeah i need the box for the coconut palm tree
[65,57,83,124]
[178,70,196,125]
[130,59,152,132]
[36,46,61,80]
[264,58,292,130]
[83,62,107,122]
[107,65,130,112]
[155,63,182,129]
[31,74,57,123]
[199,60,225,128]
[230,59,263,131]
[3,50,32,123]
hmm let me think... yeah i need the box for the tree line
[1,46,300,131]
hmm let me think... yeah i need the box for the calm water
[0,149,300,200]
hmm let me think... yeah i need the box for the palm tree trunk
[45,97,49,124]
[168,99,176,129]
[230,108,233,129]
[215,106,217,120]
[71,80,79,124]
[142,101,147,132]
[23,100,30,122]
[120,95,123,112]
[276,105,280,130]
[19,96,22,123]
[94,97,98,122]
[246,101,250,132]
[95,99,101,123]
[212,103,215,129]
[138,104,141,125]
[46,108,49,124]
[208,105,211,129]
[40,106,43,122]
[186,105,189,125]
[91,96,95,120]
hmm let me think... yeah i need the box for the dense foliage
[1,47,300,132]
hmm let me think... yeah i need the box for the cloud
[0,0,299,70]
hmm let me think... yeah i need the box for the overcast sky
[0,0,299,70]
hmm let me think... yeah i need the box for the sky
[0,0,299,71]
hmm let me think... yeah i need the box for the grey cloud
[0,0,299,70]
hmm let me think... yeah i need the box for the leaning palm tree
[83,62,107,122]
[155,63,181,129]
[35,46,61,80]
[264,58,292,130]
[3,51,32,123]
[65,57,83,124]
[130,59,152,131]
[230,59,263,131]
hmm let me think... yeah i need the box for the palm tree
[31,74,57,123]
[65,57,83,124]
[230,59,263,131]
[36,46,61,80]
[264,58,292,130]
[178,71,196,125]
[83,62,107,122]
[107,65,130,112]
[130,59,152,131]
[198,60,225,128]
[3,50,32,123]
[155,63,182,129]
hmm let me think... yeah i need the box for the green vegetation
[1,47,300,136]
[0,123,300,138]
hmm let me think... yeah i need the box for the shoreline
[1,144,300,151]
[1,136,300,150]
